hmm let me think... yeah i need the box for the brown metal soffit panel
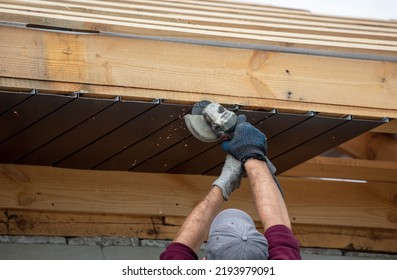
[0,90,388,174]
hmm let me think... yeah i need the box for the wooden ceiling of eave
[0,0,396,57]
[0,90,388,174]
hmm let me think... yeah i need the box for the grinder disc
[184,100,219,142]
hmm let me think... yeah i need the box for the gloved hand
[212,154,244,200]
[221,114,267,163]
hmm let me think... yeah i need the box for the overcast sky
[236,0,397,20]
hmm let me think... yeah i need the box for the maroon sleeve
[160,242,198,260]
[264,224,302,260]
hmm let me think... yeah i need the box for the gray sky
[236,0,397,20]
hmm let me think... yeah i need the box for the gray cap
[206,209,268,260]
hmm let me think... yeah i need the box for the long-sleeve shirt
[160,224,301,260]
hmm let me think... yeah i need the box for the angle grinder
[184,100,237,142]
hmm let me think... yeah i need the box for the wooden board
[1,209,396,253]
[292,224,397,253]
[1,209,178,239]
[0,0,396,55]
[0,25,396,118]
[338,132,397,161]
[282,156,397,183]
[1,164,396,230]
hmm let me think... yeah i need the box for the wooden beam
[292,224,397,253]
[338,132,397,161]
[282,156,397,183]
[371,119,397,134]
[1,76,394,119]
[1,164,396,230]
[0,209,178,239]
[1,209,396,253]
[0,25,396,118]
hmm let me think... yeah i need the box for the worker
[160,115,301,260]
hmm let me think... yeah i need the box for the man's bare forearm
[244,159,291,230]
[173,187,224,253]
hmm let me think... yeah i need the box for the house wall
[1,235,396,260]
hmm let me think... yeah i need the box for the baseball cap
[206,208,268,260]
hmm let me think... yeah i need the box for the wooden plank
[2,1,397,47]
[282,157,397,183]
[292,224,397,253]
[67,0,397,30]
[371,119,397,134]
[1,209,396,253]
[199,0,397,28]
[0,164,396,230]
[6,0,396,42]
[0,209,177,239]
[0,26,396,118]
[1,7,397,57]
[1,77,395,119]
[338,132,397,161]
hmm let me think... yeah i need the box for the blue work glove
[221,114,267,163]
[212,154,244,200]
[222,114,284,197]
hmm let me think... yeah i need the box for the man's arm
[244,159,291,230]
[173,186,224,253]
[160,154,244,259]
[221,114,301,260]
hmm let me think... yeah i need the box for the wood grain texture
[338,132,397,161]
[292,224,397,253]
[0,25,396,118]
[1,1,397,48]
[0,209,177,239]
[1,209,396,253]
[1,164,396,230]
[282,156,397,183]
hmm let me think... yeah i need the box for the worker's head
[206,208,268,260]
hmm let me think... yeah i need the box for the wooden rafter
[337,132,397,161]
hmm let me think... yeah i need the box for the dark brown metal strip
[267,115,348,159]
[272,117,388,174]
[131,134,213,173]
[2,95,114,163]
[255,111,314,138]
[167,109,274,175]
[202,111,313,176]
[0,90,34,115]
[0,92,75,143]
[18,99,155,166]
[56,103,190,169]
[95,117,191,171]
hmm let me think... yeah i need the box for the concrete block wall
[0,236,396,260]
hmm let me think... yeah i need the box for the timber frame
[0,0,396,255]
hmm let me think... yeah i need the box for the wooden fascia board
[0,25,396,118]
[1,164,396,230]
